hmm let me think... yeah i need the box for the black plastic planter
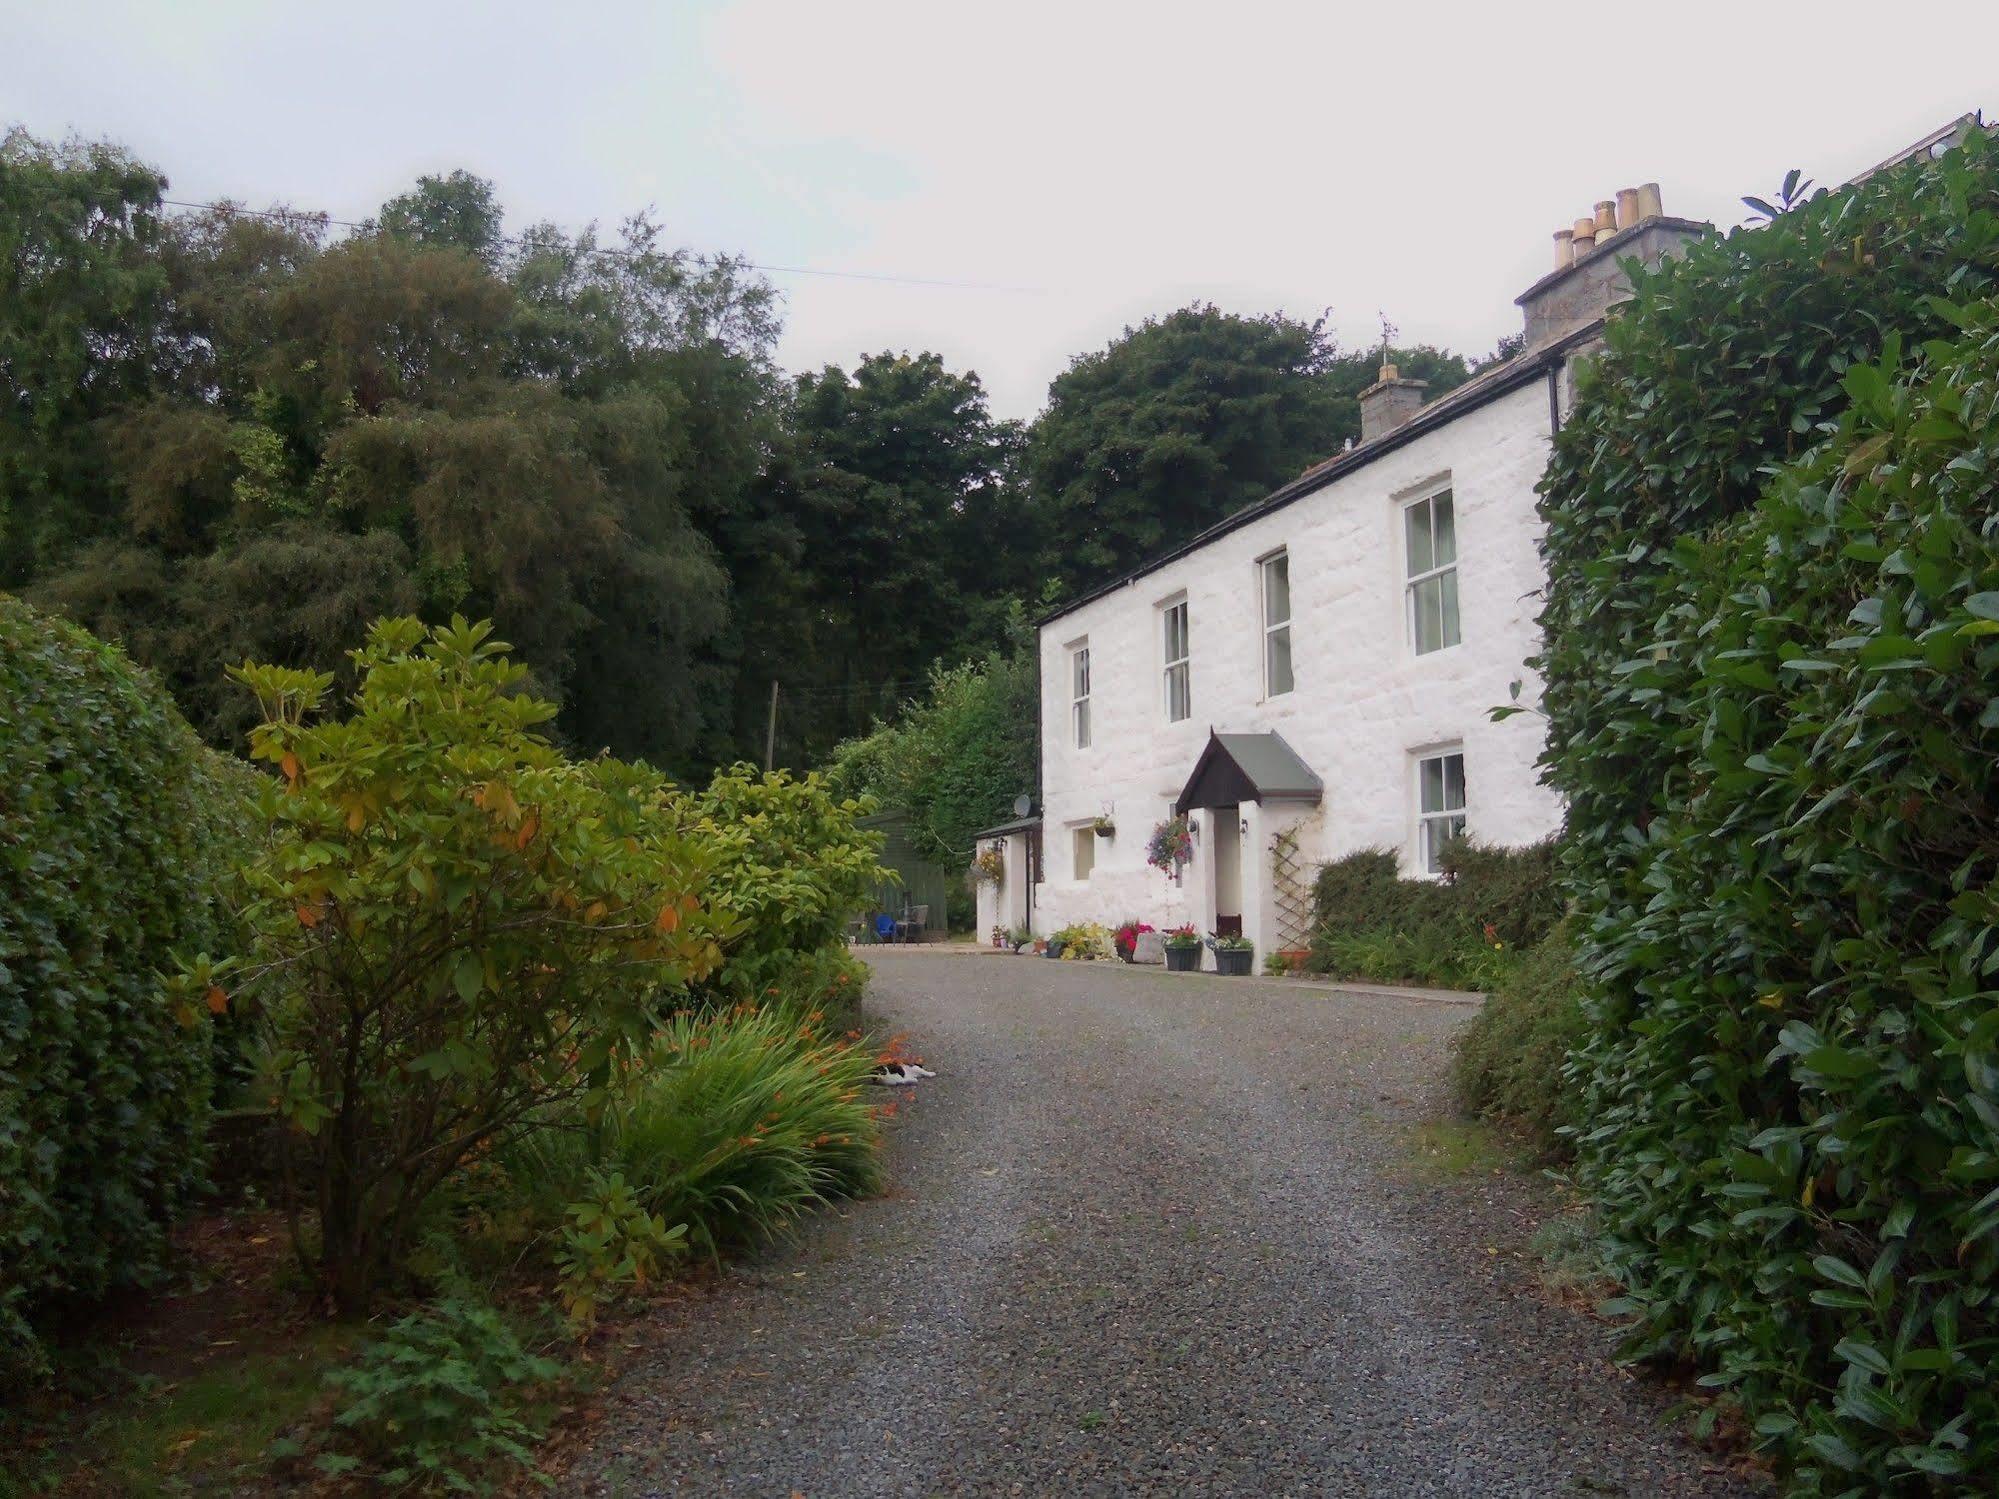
[1044,941,1066,960]
[1214,947,1253,976]
[1164,945,1200,972]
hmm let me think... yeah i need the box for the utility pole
[763,679,779,771]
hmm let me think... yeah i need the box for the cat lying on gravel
[869,1062,936,1085]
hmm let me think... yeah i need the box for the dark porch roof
[1175,731,1323,814]
[971,813,1042,840]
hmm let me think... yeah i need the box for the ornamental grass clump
[1537,127,1999,1493]
[498,1002,883,1268]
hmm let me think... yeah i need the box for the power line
[155,196,1040,294]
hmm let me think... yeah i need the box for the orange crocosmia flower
[204,985,228,1015]
[295,903,320,928]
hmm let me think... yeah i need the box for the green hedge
[1306,840,1560,989]
[0,596,251,1370]
[1452,924,1584,1151]
[1539,127,1999,1492]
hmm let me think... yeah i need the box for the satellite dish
[1013,793,1033,818]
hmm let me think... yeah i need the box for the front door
[1213,806,1243,938]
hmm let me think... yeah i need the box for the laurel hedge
[0,596,252,1371]
[1539,128,1999,1493]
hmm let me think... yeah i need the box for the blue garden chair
[873,912,898,944]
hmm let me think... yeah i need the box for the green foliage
[208,617,732,1316]
[1537,129,1999,1492]
[1306,842,1558,988]
[827,619,1038,876]
[494,1002,884,1269]
[0,130,168,583]
[1452,925,1584,1151]
[1052,922,1114,960]
[672,763,888,985]
[320,1295,563,1493]
[0,596,252,1371]
[550,1169,686,1331]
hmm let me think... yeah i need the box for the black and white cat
[869,1062,936,1086]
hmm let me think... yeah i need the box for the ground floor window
[1072,825,1095,880]
[1417,750,1466,874]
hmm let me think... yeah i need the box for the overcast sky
[7,1,1996,420]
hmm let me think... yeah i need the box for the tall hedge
[1539,129,1999,1492]
[0,596,250,1369]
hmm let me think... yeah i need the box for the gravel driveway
[572,953,1754,1498]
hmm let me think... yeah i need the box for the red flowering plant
[1113,920,1155,962]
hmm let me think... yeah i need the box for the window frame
[1071,823,1096,881]
[1160,595,1191,723]
[1415,748,1467,876]
[1259,548,1293,698]
[1070,641,1091,749]
[1402,486,1461,657]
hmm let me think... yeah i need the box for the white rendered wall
[1033,378,1565,955]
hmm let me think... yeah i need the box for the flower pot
[1164,945,1200,972]
[1045,940,1067,960]
[1214,947,1253,976]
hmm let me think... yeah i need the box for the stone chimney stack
[1357,361,1428,444]
[1516,182,1706,351]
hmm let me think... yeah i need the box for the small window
[1071,644,1092,748]
[1405,489,1460,655]
[1417,751,1467,874]
[1261,550,1293,697]
[1162,599,1190,722]
[1072,825,1095,880]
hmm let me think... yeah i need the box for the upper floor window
[1260,550,1293,697]
[1161,599,1190,722]
[1070,643,1091,748]
[1417,750,1467,874]
[1405,488,1460,655]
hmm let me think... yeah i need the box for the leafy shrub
[1452,925,1584,1150]
[1538,129,1999,1492]
[1306,842,1556,988]
[212,617,730,1316]
[1052,921,1113,960]
[496,1001,883,1272]
[319,1295,563,1493]
[0,596,253,1371]
[550,1169,686,1331]
[672,763,888,992]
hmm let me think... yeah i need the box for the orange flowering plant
[190,617,736,1317]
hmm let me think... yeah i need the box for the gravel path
[572,954,1755,1498]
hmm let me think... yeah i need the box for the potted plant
[1044,936,1067,960]
[1009,925,1032,952]
[990,924,1009,950]
[1162,925,1201,972]
[1091,814,1116,839]
[1113,920,1155,963]
[971,846,1005,886]
[1208,932,1254,976]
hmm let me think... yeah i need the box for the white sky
[6,0,1996,420]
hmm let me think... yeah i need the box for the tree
[375,169,505,264]
[0,130,169,583]
[1026,304,1473,598]
[754,351,1032,766]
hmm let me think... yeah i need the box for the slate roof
[1175,730,1323,814]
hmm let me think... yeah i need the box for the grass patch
[7,1324,358,1498]
[1404,1118,1523,1179]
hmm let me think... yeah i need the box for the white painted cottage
[977,186,1705,964]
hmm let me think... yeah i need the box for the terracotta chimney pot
[1615,187,1641,229]
[1636,182,1664,220]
